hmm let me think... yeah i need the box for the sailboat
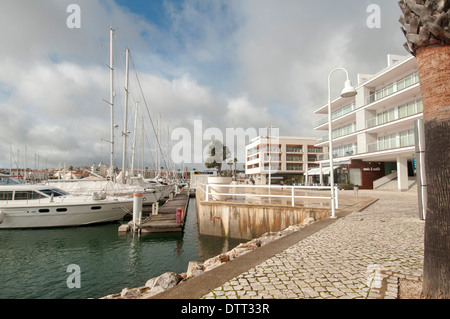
[49,29,163,204]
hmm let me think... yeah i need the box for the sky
[0,0,408,171]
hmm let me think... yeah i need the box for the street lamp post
[267,125,273,186]
[328,68,357,218]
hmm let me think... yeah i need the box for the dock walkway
[152,188,424,299]
[139,190,190,234]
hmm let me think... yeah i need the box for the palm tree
[398,0,449,299]
[205,139,230,176]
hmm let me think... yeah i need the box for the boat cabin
[0,175,69,201]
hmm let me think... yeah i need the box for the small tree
[205,139,230,176]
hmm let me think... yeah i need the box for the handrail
[197,183,338,209]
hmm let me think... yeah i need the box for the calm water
[0,198,244,299]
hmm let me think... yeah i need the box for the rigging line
[143,131,157,171]
[128,52,170,172]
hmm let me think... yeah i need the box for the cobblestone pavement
[202,189,424,299]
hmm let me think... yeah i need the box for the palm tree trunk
[416,44,450,299]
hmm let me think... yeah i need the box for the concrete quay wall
[195,188,331,240]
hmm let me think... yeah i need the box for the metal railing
[197,183,338,209]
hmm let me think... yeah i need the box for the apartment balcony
[285,147,303,153]
[262,165,282,171]
[317,127,415,163]
[314,102,356,129]
[317,122,356,143]
[317,145,358,161]
[365,72,419,105]
[246,157,260,165]
[367,131,415,153]
[285,155,303,162]
[315,71,419,131]
[366,99,423,128]
[286,164,303,171]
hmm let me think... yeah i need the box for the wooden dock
[137,190,190,234]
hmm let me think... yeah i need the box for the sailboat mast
[157,112,161,178]
[121,48,130,184]
[109,27,115,179]
[130,102,138,178]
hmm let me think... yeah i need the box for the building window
[307,146,323,153]
[287,164,303,171]
[332,143,357,158]
[286,145,302,153]
[286,155,302,161]
[332,122,356,139]
[262,145,281,152]
[398,99,423,119]
[376,133,397,151]
[400,129,415,147]
[264,164,281,171]
[367,98,423,128]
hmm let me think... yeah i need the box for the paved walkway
[201,189,424,299]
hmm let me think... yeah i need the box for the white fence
[197,183,338,209]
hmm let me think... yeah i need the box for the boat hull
[0,200,133,229]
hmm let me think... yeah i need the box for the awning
[304,166,340,175]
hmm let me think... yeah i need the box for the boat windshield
[38,188,69,197]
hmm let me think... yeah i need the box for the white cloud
[0,0,408,169]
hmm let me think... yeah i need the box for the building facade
[245,136,326,185]
[313,54,422,190]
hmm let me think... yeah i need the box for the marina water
[0,198,244,299]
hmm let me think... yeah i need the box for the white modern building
[313,54,422,190]
[245,136,326,185]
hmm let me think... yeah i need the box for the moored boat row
[0,174,133,229]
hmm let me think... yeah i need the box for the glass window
[31,191,47,200]
[378,137,385,150]
[398,104,407,118]
[417,100,423,112]
[388,108,396,121]
[405,76,412,87]
[400,131,408,146]
[286,155,302,161]
[286,145,302,153]
[390,133,397,148]
[14,191,32,200]
[408,129,415,146]
[377,113,383,124]
[287,164,303,171]
[0,191,13,200]
[38,188,68,197]
[407,102,415,115]
[387,85,394,95]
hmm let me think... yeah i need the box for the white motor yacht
[0,176,133,229]
[47,178,162,204]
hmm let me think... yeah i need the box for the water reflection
[0,198,245,299]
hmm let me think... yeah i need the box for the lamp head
[340,80,357,98]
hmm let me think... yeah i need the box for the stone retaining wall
[102,216,317,299]
[195,188,330,240]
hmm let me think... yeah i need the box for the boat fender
[0,210,4,224]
